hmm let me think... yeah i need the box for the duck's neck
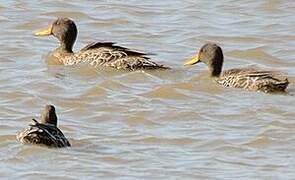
[57,41,73,53]
[41,114,57,126]
[208,56,223,77]
[209,66,222,77]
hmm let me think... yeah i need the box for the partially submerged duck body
[217,68,288,92]
[35,18,169,70]
[16,105,70,148]
[185,43,289,93]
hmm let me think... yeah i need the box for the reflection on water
[0,0,294,179]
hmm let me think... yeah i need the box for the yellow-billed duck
[184,43,289,93]
[34,18,169,70]
[16,105,71,148]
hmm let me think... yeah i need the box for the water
[0,0,295,179]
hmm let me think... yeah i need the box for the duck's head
[35,18,77,52]
[41,105,58,126]
[184,43,224,77]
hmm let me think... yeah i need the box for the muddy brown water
[0,1,294,179]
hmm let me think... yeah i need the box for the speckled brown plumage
[185,43,289,93]
[217,68,288,93]
[16,105,70,148]
[35,18,169,70]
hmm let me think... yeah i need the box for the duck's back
[62,42,169,70]
[217,68,289,93]
[16,120,70,148]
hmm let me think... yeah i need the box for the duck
[16,105,71,148]
[184,43,289,93]
[34,18,169,70]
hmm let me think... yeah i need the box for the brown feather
[218,68,289,92]
[81,42,152,57]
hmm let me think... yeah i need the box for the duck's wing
[17,119,70,148]
[80,42,150,56]
[219,68,289,92]
[70,42,170,70]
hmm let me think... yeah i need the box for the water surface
[0,1,295,179]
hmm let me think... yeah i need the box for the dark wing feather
[80,42,115,52]
[17,119,70,148]
[80,42,152,57]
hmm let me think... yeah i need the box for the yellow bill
[184,53,200,66]
[34,25,52,36]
